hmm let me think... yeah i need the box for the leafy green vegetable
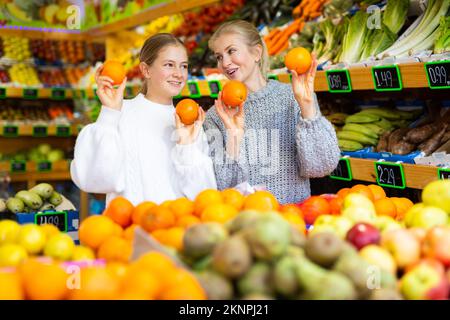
[383,0,410,34]
[339,11,371,63]
[360,23,397,59]
[434,16,450,53]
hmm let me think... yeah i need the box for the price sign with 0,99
[330,158,352,181]
[35,211,68,232]
[375,161,406,189]
[425,61,450,89]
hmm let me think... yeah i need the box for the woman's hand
[215,92,245,159]
[175,107,206,145]
[291,53,319,120]
[95,65,127,111]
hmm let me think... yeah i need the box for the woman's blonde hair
[208,20,269,77]
[139,33,185,94]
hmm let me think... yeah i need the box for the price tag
[329,158,352,181]
[0,87,5,99]
[125,86,134,98]
[3,125,18,137]
[425,61,450,89]
[51,88,66,100]
[372,65,402,91]
[56,125,71,137]
[37,161,52,172]
[187,81,201,98]
[23,88,38,99]
[326,70,352,93]
[375,161,406,189]
[438,168,450,180]
[33,125,48,137]
[207,80,221,98]
[268,74,279,80]
[10,161,26,173]
[35,211,68,232]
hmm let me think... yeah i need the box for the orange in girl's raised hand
[221,80,247,107]
[100,60,126,85]
[284,47,312,75]
[176,99,199,125]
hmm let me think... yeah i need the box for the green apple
[332,216,354,239]
[360,244,397,274]
[313,214,336,227]
[410,206,448,229]
[342,206,377,224]
[422,180,450,214]
[400,264,449,300]
[374,216,403,234]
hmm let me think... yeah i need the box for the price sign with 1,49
[187,81,201,98]
[438,168,450,180]
[35,211,68,232]
[330,158,352,181]
[375,161,406,189]
[372,65,402,91]
[326,70,352,93]
[425,61,450,89]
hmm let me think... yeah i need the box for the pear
[196,270,234,300]
[183,223,228,259]
[273,256,301,297]
[305,232,344,268]
[212,235,252,279]
[237,262,274,297]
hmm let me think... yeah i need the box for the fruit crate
[12,210,79,243]
[342,149,423,164]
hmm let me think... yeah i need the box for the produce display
[0,103,74,123]
[0,143,67,164]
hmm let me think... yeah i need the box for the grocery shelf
[89,0,220,38]
[0,124,81,137]
[0,160,71,174]
[346,158,439,190]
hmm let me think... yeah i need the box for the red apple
[400,264,449,300]
[381,229,421,269]
[346,223,381,250]
[422,226,450,267]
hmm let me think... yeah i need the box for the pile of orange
[331,184,414,220]
[0,252,206,300]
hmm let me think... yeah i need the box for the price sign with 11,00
[326,70,352,93]
[35,211,68,232]
[372,65,402,91]
[375,161,406,189]
[438,168,450,180]
[425,61,450,89]
[330,158,352,181]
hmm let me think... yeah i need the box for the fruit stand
[1,0,450,302]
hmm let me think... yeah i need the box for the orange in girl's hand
[100,60,126,85]
[221,80,247,107]
[284,47,312,74]
[175,99,200,125]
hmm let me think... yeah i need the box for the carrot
[269,36,289,55]
[274,42,289,55]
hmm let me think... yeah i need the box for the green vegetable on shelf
[382,0,410,34]
[339,11,371,64]
[360,23,397,60]
[434,16,450,54]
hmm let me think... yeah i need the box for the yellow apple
[342,206,377,224]
[0,220,21,245]
[360,244,397,274]
[344,193,376,213]
[410,206,448,229]
[422,180,450,214]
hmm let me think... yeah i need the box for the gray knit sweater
[203,80,340,204]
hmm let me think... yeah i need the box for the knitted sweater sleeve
[203,112,249,190]
[295,93,341,178]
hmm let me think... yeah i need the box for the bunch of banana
[336,108,418,152]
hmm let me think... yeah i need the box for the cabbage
[434,16,450,53]
[339,11,371,63]
[383,0,410,34]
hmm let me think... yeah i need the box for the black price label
[11,161,26,173]
[268,74,279,80]
[207,80,221,98]
[23,88,38,99]
[326,70,352,93]
[187,81,201,98]
[35,211,68,232]
[0,87,5,98]
[37,161,52,172]
[438,168,450,180]
[56,125,71,137]
[375,162,406,189]
[51,88,66,100]
[329,158,352,181]
[372,65,402,91]
[425,61,450,89]
[125,86,133,98]
[3,125,18,137]
[33,125,48,137]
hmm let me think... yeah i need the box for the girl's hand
[215,92,245,159]
[291,53,319,120]
[175,107,206,145]
[95,65,127,111]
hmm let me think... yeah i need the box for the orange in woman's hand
[176,99,200,125]
[101,60,126,85]
[221,80,247,107]
[284,47,312,75]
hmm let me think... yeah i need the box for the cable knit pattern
[203,80,340,204]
